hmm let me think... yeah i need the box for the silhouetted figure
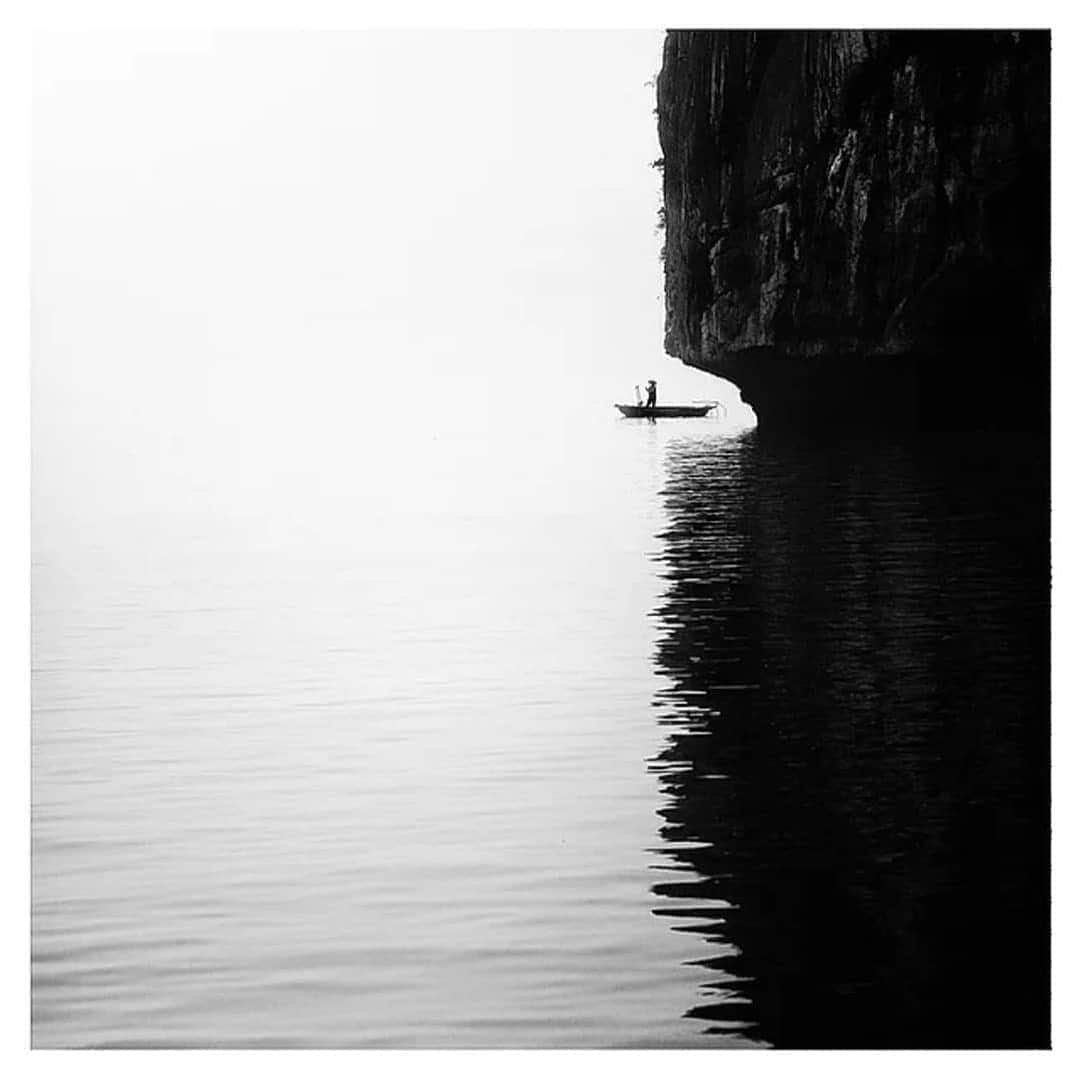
[645,380,657,410]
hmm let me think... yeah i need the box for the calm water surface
[31,411,1049,1048]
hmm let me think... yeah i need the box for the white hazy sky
[32,30,748,550]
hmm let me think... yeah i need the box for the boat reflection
[648,429,1049,1048]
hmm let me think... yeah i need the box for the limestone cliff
[656,30,1050,429]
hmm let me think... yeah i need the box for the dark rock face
[656,31,1050,430]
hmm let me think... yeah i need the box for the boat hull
[615,404,715,418]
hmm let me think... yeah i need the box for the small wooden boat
[615,403,716,418]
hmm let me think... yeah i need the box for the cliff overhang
[656,30,1050,431]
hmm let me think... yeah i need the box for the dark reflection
[649,430,1049,1048]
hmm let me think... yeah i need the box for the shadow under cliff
[649,429,1049,1048]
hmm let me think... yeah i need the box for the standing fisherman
[644,379,657,411]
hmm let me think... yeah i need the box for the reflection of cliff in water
[649,431,1049,1048]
